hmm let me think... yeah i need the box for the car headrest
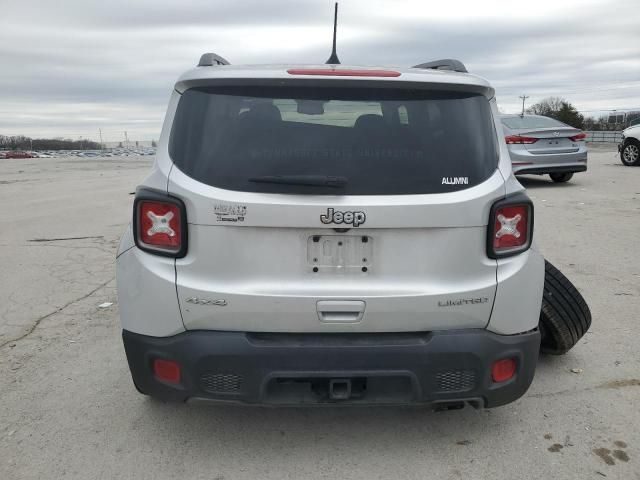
[354,114,386,130]
[243,104,282,122]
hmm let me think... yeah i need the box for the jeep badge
[320,208,366,227]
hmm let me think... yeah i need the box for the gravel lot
[1,145,638,479]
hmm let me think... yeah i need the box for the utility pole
[99,129,104,150]
[519,95,529,116]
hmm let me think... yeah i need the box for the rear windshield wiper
[248,175,348,188]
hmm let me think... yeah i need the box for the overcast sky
[1,0,639,142]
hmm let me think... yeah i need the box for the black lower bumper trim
[515,165,587,175]
[122,329,540,408]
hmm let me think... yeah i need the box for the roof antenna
[325,2,340,64]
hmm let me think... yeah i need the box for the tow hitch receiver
[329,378,352,400]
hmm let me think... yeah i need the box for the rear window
[169,86,498,195]
[501,116,567,130]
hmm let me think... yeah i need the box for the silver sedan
[500,115,587,183]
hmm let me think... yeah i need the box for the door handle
[317,300,365,323]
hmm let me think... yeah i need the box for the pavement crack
[0,277,115,350]
[28,236,104,242]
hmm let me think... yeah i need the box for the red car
[4,151,33,159]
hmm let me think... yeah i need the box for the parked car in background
[4,151,33,159]
[500,115,587,183]
[619,124,640,166]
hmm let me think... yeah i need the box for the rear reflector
[505,135,538,144]
[153,359,181,384]
[569,132,587,141]
[287,68,401,77]
[491,358,516,383]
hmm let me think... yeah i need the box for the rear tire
[620,139,640,166]
[549,172,574,183]
[539,260,591,355]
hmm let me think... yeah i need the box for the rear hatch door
[169,82,503,332]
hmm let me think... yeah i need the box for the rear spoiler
[198,53,230,67]
[413,59,468,73]
[195,52,467,75]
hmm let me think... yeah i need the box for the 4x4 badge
[320,208,366,227]
[185,297,228,306]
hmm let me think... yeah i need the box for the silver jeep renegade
[116,53,545,408]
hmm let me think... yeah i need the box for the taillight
[133,188,187,257]
[487,194,533,259]
[505,135,538,144]
[139,201,181,247]
[569,132,587,141]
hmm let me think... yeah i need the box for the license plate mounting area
[307,235,373,273]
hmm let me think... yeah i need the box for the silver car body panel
[490,246,545,334]
[116,65,543,337]
[117,246,185,336]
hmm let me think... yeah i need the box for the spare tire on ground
[539,260,592,355]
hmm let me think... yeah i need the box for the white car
[116,54,590,408]
[619,125,640,166]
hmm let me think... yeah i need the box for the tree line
[0,135,102,151]
[525,97,638,131]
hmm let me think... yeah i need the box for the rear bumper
[123,328,540,408]
[509,145,587,175]
[514,164,587,175]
